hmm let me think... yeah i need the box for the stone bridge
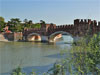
[23,19,100,42]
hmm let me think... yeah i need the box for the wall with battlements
[47,19,100,36]
[23,19,100,38]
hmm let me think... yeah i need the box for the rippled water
[0,35,73,75]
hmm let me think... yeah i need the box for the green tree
[8,18,22,32]
[69,34,100,75]
[0,17,5,32]
[40,20,45,24]
[23,19,28,23]
[0,21,5,32]
[28,20,33,28]
[23,19,33,28]
[86,34,100,74]
[12,67,26,75]
[31,23,41,28]
[0,16,5,22]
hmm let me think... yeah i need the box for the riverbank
[0,32,23,42]
[0,34,8,42]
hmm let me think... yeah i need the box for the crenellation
[74,19,80,25]
[80,19,84,24]
[98,22,100,26]
[55,26,58,29]
[93,20,97,26]
[91,21,94,25]
[60,25,63,28]
[88,19,91,24]
[84,19,88,24]
[70,25,73,28]
[65,25,68,28]
[68,25,71,28]
[58,26,60,28]
[24,19,100,38]
[62,25,65,28]
[69,25,71,27]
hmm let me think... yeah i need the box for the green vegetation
[0,17,5,32]
[12,63,66,75]
[0,17,42,32]
[1,16,99,74]
[70,33,100,75]
[0,17,5,22]
[11,33,100,75]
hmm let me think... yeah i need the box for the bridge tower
[40,21,47,35]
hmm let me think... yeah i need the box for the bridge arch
[27,33,41,42]
[49,31,73,42]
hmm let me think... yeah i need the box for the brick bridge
[23,19,100,42]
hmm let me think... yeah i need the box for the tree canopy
[0,17,42,32]
[0,16,5,22]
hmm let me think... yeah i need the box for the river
[0,35,73,75]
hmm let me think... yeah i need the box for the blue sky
[0,0,100,25]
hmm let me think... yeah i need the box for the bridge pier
[24,35,81,43]
[41,36,49,42]
[23,19,100,43]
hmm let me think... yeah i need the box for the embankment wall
[0,32,23,42]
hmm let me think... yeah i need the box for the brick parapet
[23,19,100,37]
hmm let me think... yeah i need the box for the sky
[0,0,100,25]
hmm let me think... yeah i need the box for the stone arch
[49,31,73,42]
[27,33,41,42]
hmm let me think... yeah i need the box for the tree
[0,16,5,22]
[0,17,5,32]
[31,23,41,28]
[69,34,100,75]
[23,19,33,28]
[40,20,46,28]
[86,34,100,74]
[40,20,45,24]
[0,21,5,32]
[8,18,21,26]
[8,18,22,32]
[23,19,28,23]
[28,20,33,24]
[28,20,33,28]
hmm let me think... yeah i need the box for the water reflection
[0,35,73,75]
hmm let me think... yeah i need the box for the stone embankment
[0,32,23,42]
[0,34,8,42]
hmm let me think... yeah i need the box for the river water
[0,35,73,75]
